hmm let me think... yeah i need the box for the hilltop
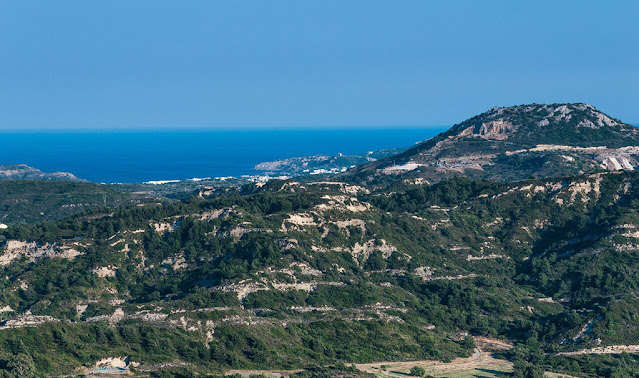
[0,164,82,181]
[346,103,639,183]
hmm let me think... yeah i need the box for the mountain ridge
[344,103,639,183]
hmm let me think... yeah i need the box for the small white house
[0,224,8,229]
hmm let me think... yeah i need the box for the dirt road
[355,346,512,377]
[225,369,303,377]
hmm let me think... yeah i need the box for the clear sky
[1,0,637,130]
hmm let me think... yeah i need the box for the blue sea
[0,128,446,183]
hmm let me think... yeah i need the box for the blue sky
[1,0,637,130]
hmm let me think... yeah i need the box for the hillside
[345,104,639,183]
[2,172,639,375]
[0,181,166,225]
[3,105,639,376]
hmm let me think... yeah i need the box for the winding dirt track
[355,346,512,377]
[225,338,515,378]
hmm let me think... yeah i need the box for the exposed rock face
[0,314,60,329]
[92,265,118,277]
[0,305,14,313]
[350,239,397,265]
[0,240,83,266]
[92,357,131,370]
[217,279,345,302]
[151,220,180,234]
[459,120,518,139]
[193,207,235,222]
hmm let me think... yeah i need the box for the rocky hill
[0,164,82,181]
[346,103,639,183]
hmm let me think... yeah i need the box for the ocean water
[0,128,446,183]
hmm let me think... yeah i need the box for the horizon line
[0,124,452,133]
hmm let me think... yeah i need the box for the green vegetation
[2,104,639,375]
[0,181,162,224]
[409,366,426,376]
[3,171,639,375]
